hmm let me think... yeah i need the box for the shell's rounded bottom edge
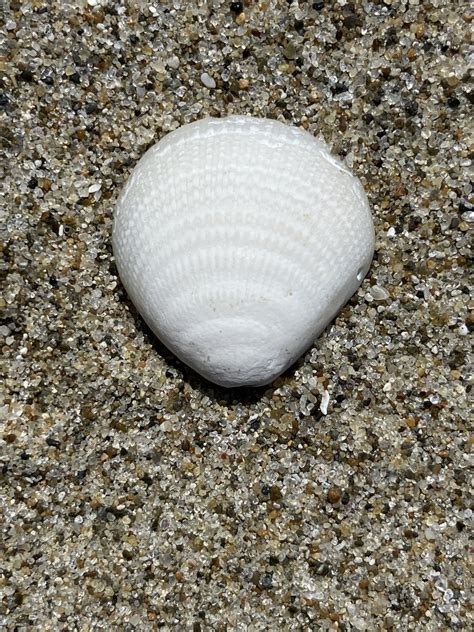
[182,354,290,389]
[162,317,295,389]
[198,371,280,390]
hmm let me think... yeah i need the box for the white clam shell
[112,116,375,387]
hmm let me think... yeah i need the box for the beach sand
[1,1,472,629]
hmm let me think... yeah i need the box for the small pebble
[370,285,390,301]
[283,43,298,60]
[270,485,283,501]
[230,1,243,14]
[327,487,342,504]
[200,72,216,89]
[320,390,330,415]
[167,56,180,69]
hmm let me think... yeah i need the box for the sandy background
[1,0,472,630]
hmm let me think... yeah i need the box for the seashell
[112,116,375,387]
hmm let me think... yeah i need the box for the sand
[1,1,472,629]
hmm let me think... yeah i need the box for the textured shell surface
[112,115,375,387]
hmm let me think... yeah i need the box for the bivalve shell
[112,116,375,387]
